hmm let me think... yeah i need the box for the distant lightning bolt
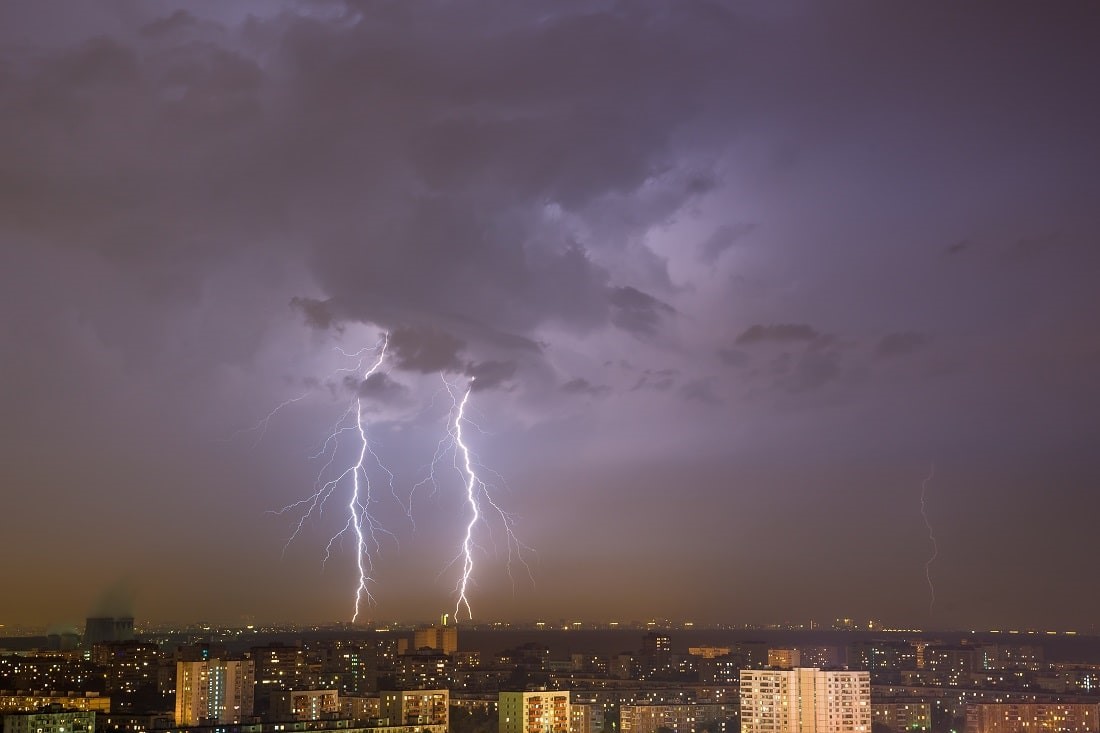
[416,376,532,620]
[346,336,391,621]
[453,384,480,620]
[267,334,398,622]
[250,333,528,621]
[233,345,380,447]
[231,392,312,447]
[920,463,938,617]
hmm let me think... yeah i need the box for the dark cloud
[465,360,517,392]
[629,368,678,393]
[699,222,757,263]
[355,372,410,404]
[775,350,842,394]
[290,297,339,332]
[387,325,465,373]
[608,286,676,336]
[679,377,722,405]
[140,10,201,38]
[2,0,1099,629]
[1,1,734,364]
[717,347,751,368]
[264,3,741,351]
[685,172,719,195]
[877,332,930,359]
[735,323,821,346]
[561,378,610,397]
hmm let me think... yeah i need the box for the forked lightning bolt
[416,376,532,620]
[269,334,397,622]
[453,384,481,620]
[920,463,938,616]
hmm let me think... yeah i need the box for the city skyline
[2,1,1099,629]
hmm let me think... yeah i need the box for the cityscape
[5,614,1100,733]
[3,3,1099,733]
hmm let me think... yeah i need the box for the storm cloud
[2,0,1099,629]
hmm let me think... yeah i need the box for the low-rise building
[965,703,1100,733]
[2,705,95,733]
[272,691,340,721]
[0,693,110,715]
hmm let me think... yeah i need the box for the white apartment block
[174,659,255,725]
[741,668,870,733]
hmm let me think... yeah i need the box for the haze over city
[2,1,1098,631]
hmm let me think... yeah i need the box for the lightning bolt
[453,383,481,620]
[920,463,938,617]
[267,334,398,623]
[252,334,528,621]
[230,392,312,447]
[415,375,532,620]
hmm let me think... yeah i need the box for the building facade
[740,668,870,733]
[0,694,110,715]
[271,691,340,721]
[2,707,95,733]
[768,651,801,670]
[412,624,458,655]
[621,703,736,733]
[379,690,448,729]
[175,659,256,725]
[872,702,931,732]
[964,703,1100,733]
[499,691,571,733]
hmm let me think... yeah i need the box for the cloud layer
[1,0,1099,629]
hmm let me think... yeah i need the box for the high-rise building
[924,645,978,687]
[735,642,771,669]
[499,691,571,733]
[740,668,870,733]
[270,690,339,721]
[393,649,450,690]
[768,650,801,669]
[174,659,255,725]
[847,642,917,676]
[698,654,741,686]
[380,689,448,729]
[93,641,162,696]
[872,702,931,733]
[252,643,307,714]
[571,703,606,733]
[798,648,842,670]
[974,645,1044,672]
[639,633,674,680]
[413,617,458,655]
[642,633,672,656]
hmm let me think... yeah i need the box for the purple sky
[2,1,1099,630]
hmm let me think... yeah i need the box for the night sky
[2,1,1098,631]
